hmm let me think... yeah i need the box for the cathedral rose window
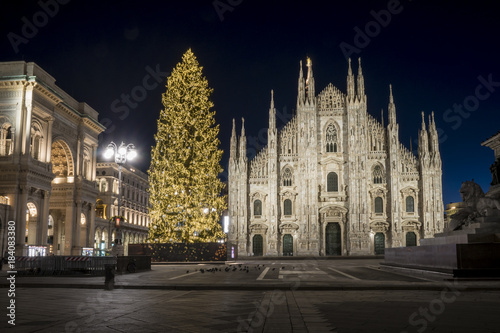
[373,165,384,184]
[326,124,338,152]
[283,167,293,186]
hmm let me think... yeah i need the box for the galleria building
[0,62,149,257]
[228,59,444,257]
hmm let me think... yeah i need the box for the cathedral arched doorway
[406,232,417,247]
[374,232,385,255]
[325,223,341,255]
[283,234,293,256]
[252,235,263,256]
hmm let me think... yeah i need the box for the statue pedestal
[383,221,500,277]
[111,244,124,257]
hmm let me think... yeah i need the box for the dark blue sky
[1,0,499,205]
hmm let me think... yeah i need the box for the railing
[15,256,117,275]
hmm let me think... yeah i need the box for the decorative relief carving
[317,83,345,110]
[279,116,297,156]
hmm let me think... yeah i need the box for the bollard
[104,264,115,290]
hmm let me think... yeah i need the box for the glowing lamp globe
[128,150,137,160]
[104,147,114,158]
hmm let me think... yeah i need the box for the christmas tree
[148,49,226,243]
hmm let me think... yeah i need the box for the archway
[325,223,341,255]
[406,232,417,247]
[252,235,263,256]
[374,232,385,255]
[283,234,293,256]
[25,202,38,245]
[50,139,74,183]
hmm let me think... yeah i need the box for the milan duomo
[228,58,444,257]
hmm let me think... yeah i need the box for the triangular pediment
[318,83,345,110]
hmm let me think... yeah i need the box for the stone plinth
[383,221,500,277]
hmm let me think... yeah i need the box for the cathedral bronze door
[253,235,263,256]
[283,234,293,256]
[374,233,385,255]
[406,232,417,247]
[325,223,341,255]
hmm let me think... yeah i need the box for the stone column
[64,200,74,255]
[88,202,96,248]
[14,102,23,157]
[72,200,83,255]
[15,185,29,256]
[36,190,50,246]
[23,84,35,156]
[91,144,97,181]
[45,117,54,163]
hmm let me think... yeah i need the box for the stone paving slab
[2,288,499,332]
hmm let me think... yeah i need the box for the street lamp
[104,141,137,255]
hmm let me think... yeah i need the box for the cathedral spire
[239,117,247,162]
[429,111,440,155]
[230,118,238,160]
[419,111,429,157]
[306,57,315,105]
[269,90,276,130]
[381,108,384,128]
[347,58,355,100]
[297,60,306,107]
[357,58,365,98]
[388,84,397,125]
[430,111,436,131]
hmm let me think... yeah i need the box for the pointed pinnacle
[421,111,426,130]
[299,60,304,78]
[358,57,362,74]
[271,89,275,109]
[241,117,245,136]
[389,84,394,103]
[348,58,353,76]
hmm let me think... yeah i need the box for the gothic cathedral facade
[228,58,444,257]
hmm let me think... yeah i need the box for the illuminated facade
[0,61,104,256]
[228,58,444,257]
[94,162,149,255]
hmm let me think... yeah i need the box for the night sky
[1,0,499,205]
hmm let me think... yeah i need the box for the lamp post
[104,141,137,255]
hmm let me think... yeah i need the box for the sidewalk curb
[2,282,500,291]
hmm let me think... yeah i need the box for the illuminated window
[223,216,229,233]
